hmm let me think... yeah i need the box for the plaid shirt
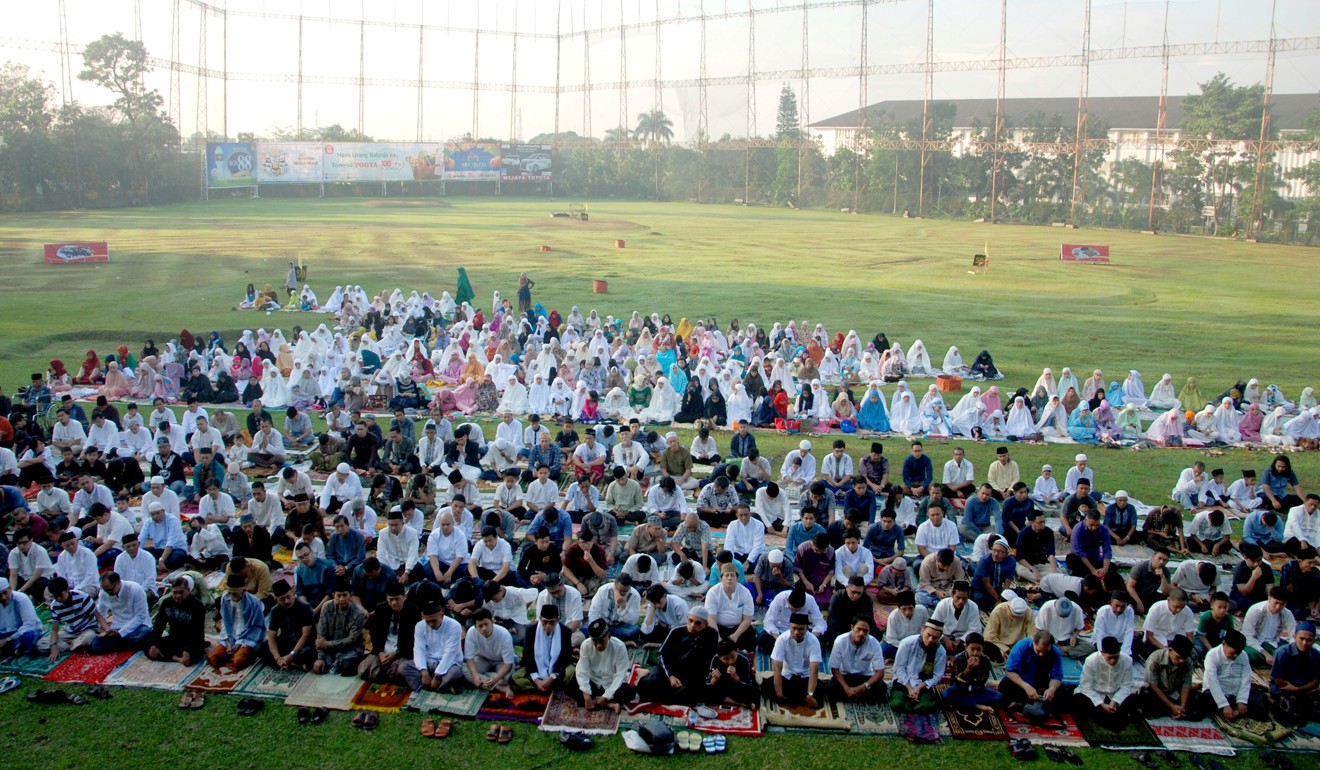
[526,444,561,475]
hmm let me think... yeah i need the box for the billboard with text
[444,142,502,180]
[322,143,444,182]
[500,144,553,181]
[1059,244,1111,263]
[205,142,257,188]
[256,142,323,183]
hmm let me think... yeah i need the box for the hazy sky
[6,0,1318,142]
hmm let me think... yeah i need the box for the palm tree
[603,125,631,144]
[633,109,674,145]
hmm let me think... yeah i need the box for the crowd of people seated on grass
[0,278,1316,742]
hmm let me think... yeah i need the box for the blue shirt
[1004,638,1063,688]
[296,557,337,606]
[0,486,30,514]
[139,515,187,551]
[862,523,904,559]
[1269,641,1320,694]
[327,529,366,569]
[1001,496,1035,530]
[973,554,1018,593]
[528,510,574,545]
[1104,502,1138,532]
[902,455,933,488]
[1262,466,1298,498]
[526,444,562,476]
[729,432,757,459]
[963,496,1000,531]
[843,489,877,522]
[786,522,826,559]
[1242,510,1284,546]
[1070,523,1112,562]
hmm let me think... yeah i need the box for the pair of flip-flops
[0,677,20,695]
[297,707,330,724]
[485,724,514,744]
[178,691,206,709]
[28,689,87,705]
[350,711,379,730]
[237,698,265,716]
[420,718,452,738]
[1043,745,1083,765]
[86,686,112,700]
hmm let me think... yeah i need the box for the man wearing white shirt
[35,479,73,518]
[834,528,874,587]
[524,466,560,517]
[1092,591,1135,656]
[188,416,224,463]
[419,512,469,586]
[91,571,151,652]
[248,421,286,470]
[180,400,209,438]
[376,511,419,577]
[588,575,642,641]
[820,440,855,497]
[535,575,585,645]
[705,564,756,652]
[1142,589,1196,654]
[319,463,365,515]
[277,467,314,509]
[137,501,187,570]
[416,421,447,474]
[754,482,793,530]
[154,420,187,457]
[1072,636,1138,729]
[468,527,514,585]
[484,413,523,473]
[72,474,114,518]
[1172,461,1209,509]
[7,528,52,598]
[1201,631,1263,721]
[113,535,159,605]
[84,413,120,456]
[571,429,608,483]
[55,532,100,597]
[245,482,284,534]
[148,401,176,427]
[1241,587,1297,667]
[763,613,823,707]
[50,410,87,456]
[914,506,960,557]
[639,584,689,644]
[829,615,887,704]
[1037,597,1092,659]
[464,608,518,696]
[407,602,465,692]
[1064,454,1097,497]
[1227,471,1264,514]
[113,421,152,461]
[931,582,985,653]
[760,587,826,651]
[941,447,975,499]
[725,505,766,569]
[199,482,236,528]
[522,419,549,454]
[1284,495,1320,552]
[612,428,648,481]
[779,440,817,488]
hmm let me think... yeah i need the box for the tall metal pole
[472,4,480,139]
[854,0,867,214]
[746,5,756,204]
[799,0,810,199]
[417,3,425,142]
[918,0,932,216]
[170,0,181,136]
[222,3,228,140]
[197,5,208,144]
[1248,0,1278,237]
[1148,0,1170,231]
[620,0,628,134]
[990,0,1007,222]
[358,2,365,138]
[697,0,708,203]
[296,13,304,138]
[1070,0,1092,226]
[554,0,562,137]
[582,3,591,137]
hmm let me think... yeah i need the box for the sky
[5,0,1318,143]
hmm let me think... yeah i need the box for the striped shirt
[50,590,99,634]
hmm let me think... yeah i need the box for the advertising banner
[256,142,324,183]
[321,143,444,182]
[1059,244,1111,263]
[205,142,257,188]
[444,142,502,180]
[44,242,109,264]
[500,144,553,181]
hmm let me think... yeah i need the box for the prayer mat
[1000,710,1088,747]
[1051,656,1084,686]
[44,650,135,684]
[942,703,1009,741]
[284,672,364,711]
[755,651,831,680]
[183,664,250,693]
[352,682,413,713]
[841,700,900,736]
[760,696,849,731]
[628,646,658,668]
[232,665,307,700]
[897,712,943,743]
[477,692,551,723]
[104,652,200,691]
[404,685,488,717]
[0,651,66,677]
[625,702,764,737]
[1146,718,1235,756]
[538,690,623,735]
[1276,723,1320,753]
[1074,710,1159,748]
[1214,714,1292,746]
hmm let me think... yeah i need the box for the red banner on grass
[44,242,109,264]
[1059,243,1109,263]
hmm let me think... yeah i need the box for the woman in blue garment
[1068,403,1099,444]
[667,361,688,396]
[856,382,891,432]
[1104,381,1125,408]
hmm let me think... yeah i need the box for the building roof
[808,94,1319,132]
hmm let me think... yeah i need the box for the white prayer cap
[150,476,164,486]
[336,462,351,474]
[665,432,678,441]
[768,549,784,564]
[1010,598,1028,617]
[1115,490,1129,499]
[799,440,812,451]
[148,502,165,513]
[1074,453,1088,462]
[892,557,907,571]
[0,578,9,591]
[1042,464,1053,471]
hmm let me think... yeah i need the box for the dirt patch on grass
[522,217,650,232]
[361,199,452,208]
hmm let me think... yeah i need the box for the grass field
[0,197,1314,768]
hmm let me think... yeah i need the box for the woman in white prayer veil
[1081,369,1105,402]
[918,384,943,413]
[949,386,983,425]
[1057,368,1080,399]
[1240,378,1263,405]
[1035,395,1069,438]
[379,323,407,356]
[1284,407,1320,443]
[1299,387,1317,412]
[291,331,315,364]
[717,370,737,400]
[818,349,841,384]
[940,346,964,375]
[384,351,410,380]
[1005,396,1037,438]
[259,366,291,409]
[768,356,795,396]
[1212,397,1243,443]
[1121,370,1148,409]
[546,378,573,418]
[317,365,336,397]
[951,399,985,437]
[1189,405,1217,442]
[889,380,912,413]
[437,291,456,318]
[299,285,318,309]
[1116,403,1143,438]
[311,324,334,356]
[526,374,551,414]
[484,355,514,391]
[905,340,933,377]
[1263,385,1295,414]
[270,329,289,352]
[643,376,681,423]
[923,400,954,438]
[498,376,530,414]
[322,286,345,314]
[1032,368,1058,398]
[890,391,922,436]
[601,387,631,420]
[284,359,306,389]
[810,381,833,422]
[587,330,609,361]
[570,383,591,421]
[726,383,753,425]
[1147,373,1179,410]
[859,351,880,382]
[1260,406,1295,446]
[290,366,321,409]
[1145,408,1186,446]
[841,330,863,359]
